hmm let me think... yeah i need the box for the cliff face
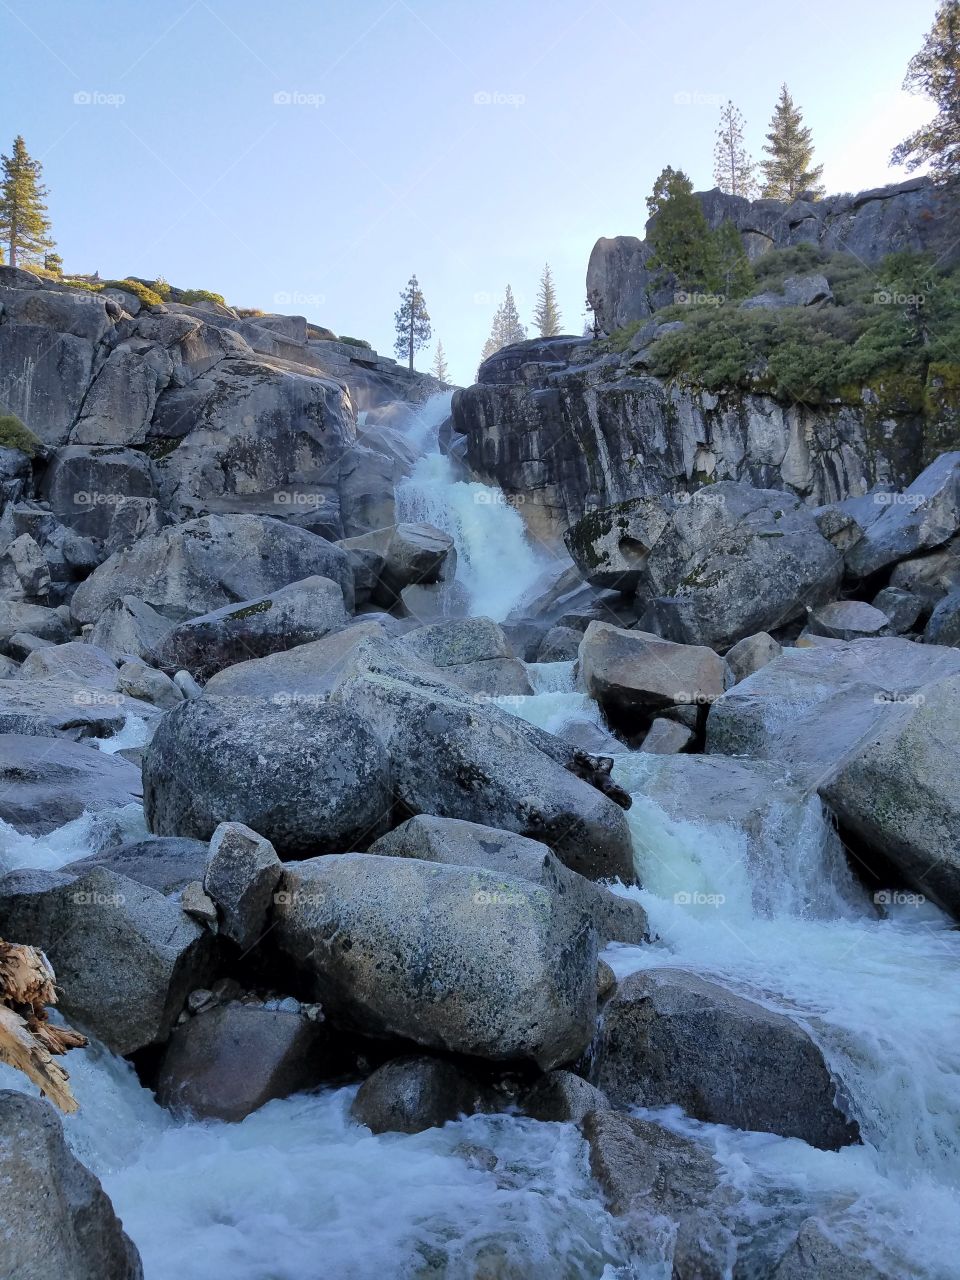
[0,266,439,542]
[452,337,950,540]
[587,177,948,332]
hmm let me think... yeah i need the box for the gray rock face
[845,452,960,578]
[522,1070,610,1123]
[637,483,843,650]
[0,1090,143,1280]
[399,615,510,666]
[330,642,636,881]
[0,676,159,740]
[536,625,582,662]
[820,674,960,916]
[70,514,355,626]
[203,821,282,950]
[581,1110,733,1279]
[639,717,693,753]
[724,630,782,682]
[889,537,960,609]
[116,660,183,709]
[150,575,349,680]
[579,621,726,713]
[706,637,960,784]
[350,1056,493,1134]
[807,600,889,641]
[871,586,922,634]
[86,595,174,661]
[156,1001,335,1121]
[0,734,142,834]
[0,601,70,653]
[142,695,392,856]
[587,178,946,334]
[924,589,960,646]
[369,814,649,943]
[201,619,390,699]
[594,969,859,1149]
[564,495,675,590]
[64,836,209,895]
[0,865,211,1053]
[18,640,119,687]
[338,522,453,605]
[39,445,157,545]
[274,852,598,1069]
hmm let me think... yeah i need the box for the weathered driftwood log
[0,939,87,1113]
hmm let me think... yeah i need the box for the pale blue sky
[0,0,937,385]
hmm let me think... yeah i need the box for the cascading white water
[4,388,960,1279]
[394,392,555,621]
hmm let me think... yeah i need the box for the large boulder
[273,852,598,1069]
[86,595,174,661]
[350,1055,494,1134]
[820,674,960,916]
[142,695,392,856]
[581,1110,733,1279]
[0,601,70,653]
[39,445,157,545]
[150,575,349,680]
[637,483,843,650]
[563,495,674,590]
[706,637,960,783]
[845,452,960,578]
[0,1090,143,1280]
[369,814,649,943]
[0,865,212,1053]
[329,643,636,881]
[18,641,119,687]
[594,969,859,1149]
[338,522,453,605]
[0,734,142,834]
[203,821,282,950]
[924,588,960,646]
[578,621,726,712]
[773,1215,901,1280]
[806,600,889,641]
[70,514,354,626]
[64,836,209,896]
[0,677,160,740]
[398,615,511,666]
[155,1001,335,1121]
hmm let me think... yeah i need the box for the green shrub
[97,278,164,306]
[0,413,43,457]
[179,288,227,307]
[338,335,372,349]
[61,278,101,293]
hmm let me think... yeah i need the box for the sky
[0,0,939,386]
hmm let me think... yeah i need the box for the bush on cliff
[0,413,43,456]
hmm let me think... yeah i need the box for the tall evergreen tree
[892,1,960,186]
[480,284,527,365]
[706,220,754,299]
[0,136,55,268]
[431,339,449,383]
[532,263,562,336]
[760,86,824,200]
[713,101,758,198]
[393,274,432,370]
[646,167,715,289]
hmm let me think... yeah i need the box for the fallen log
[0,939,87,1113]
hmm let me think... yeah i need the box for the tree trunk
[0,940,86,1112]
[408,320,414,371]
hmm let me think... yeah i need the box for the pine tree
[479,284,527,366]
[713,101,758,198]
[393,274,432,370]
[706,220,754,299]
[44,251,63,277]
[892,1,960,186]
[0,136,55,268]
[532,263,562,336]
[431,339,449,383]
[646,167,716,290]
[760,86,824,200]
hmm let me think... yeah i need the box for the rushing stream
[1,393,959,1279]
